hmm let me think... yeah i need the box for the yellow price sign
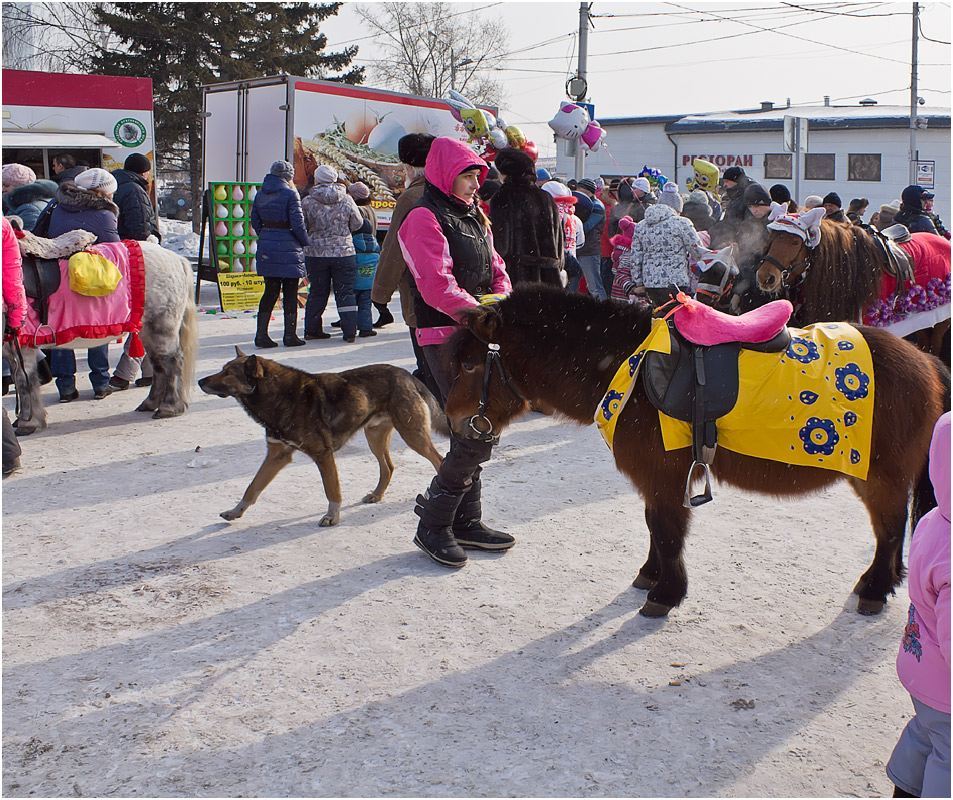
[218,272,265,312]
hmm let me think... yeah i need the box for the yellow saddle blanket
[595,319,874,480]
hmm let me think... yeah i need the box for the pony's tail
[179,256,199,401]
[911,356,950,528]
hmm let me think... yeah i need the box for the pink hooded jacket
[2,216,27,330]
[397,137,510,346]
[897,411,951,713]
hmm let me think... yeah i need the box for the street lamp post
[450,56,473,93]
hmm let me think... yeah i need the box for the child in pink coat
[887,411,951,798]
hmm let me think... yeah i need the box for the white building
[556,101,950,222]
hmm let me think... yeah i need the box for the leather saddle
[21,255,62,327]
[642,301,791,507]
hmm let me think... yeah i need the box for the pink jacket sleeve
[2,217,27,330]
[398,207,506,321]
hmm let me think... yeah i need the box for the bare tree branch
[2,2,116,72]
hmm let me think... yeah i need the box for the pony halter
[465,342,526,445]
[762,247,813,289]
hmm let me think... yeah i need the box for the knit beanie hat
[632,176,652,195]
[348,181,370,200]
[495,147,536,179]
[722,166,744,182]
[803,195,823,209]
[658,182,683,212]
[124,153,152,174]
[536,168,552,183]
[577,177,597,194]
[688,189,710,206]
[822,191,842,207]
[313,164,338,184]
[2,163,37,192]
[75,167,118,195]
[270,160,295,181]
[769,184,791,204]
[397,134,436,167]
[743,183,772,207]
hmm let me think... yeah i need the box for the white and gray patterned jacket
[617,204,705,292]
[301,182,363,258]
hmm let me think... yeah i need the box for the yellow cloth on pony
[595,319,874,481]
[68,251,123,297]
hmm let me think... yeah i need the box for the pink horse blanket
[18,240,145,349]
[880,233,951,301]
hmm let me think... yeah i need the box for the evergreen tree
[90,2,363,227]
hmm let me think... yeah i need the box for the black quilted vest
[409,181,494,333]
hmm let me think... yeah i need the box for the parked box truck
[201,74,484,228]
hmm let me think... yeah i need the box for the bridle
[463,341,526,445]
[760,242,813,290]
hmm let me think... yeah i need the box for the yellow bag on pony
[68,251,123,296]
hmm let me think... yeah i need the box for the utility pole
[574,2,590,181]
[909,2,919,184]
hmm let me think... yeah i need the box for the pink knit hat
[2,163,37,192]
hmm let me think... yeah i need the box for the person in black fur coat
[488,148,564,286]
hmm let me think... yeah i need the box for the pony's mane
[802,220,883,322]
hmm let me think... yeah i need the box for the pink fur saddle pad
[672,295,794,346]
[18,240,145,348]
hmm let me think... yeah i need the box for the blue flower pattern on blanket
[799,417,839,456]
[628,351,645,377]
[786,337,820,364]
[600,390,624,423]
[835,363,870,401]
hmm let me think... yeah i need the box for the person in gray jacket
[301,165,363,342]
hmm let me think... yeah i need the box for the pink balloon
[522,141,538,162]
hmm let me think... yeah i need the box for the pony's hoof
[152,407,183,419]
[639,600,672,618]
[14,424,40,437]
[135,401,158,412]
[632,574,658,590]
[857,598,885,615]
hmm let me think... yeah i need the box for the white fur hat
[74,167,118,195]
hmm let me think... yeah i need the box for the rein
[465,341,526,445]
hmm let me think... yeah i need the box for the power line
[780,2,910,17]
[918,15,951,44]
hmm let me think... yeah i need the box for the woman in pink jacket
[397,136,513,568]
[2,216,27,476]
[887,411,950,798]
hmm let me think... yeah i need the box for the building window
[805,153,836,181]
[848,153,882,182]
[764,153,793,180]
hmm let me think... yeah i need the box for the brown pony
[756,220,950,361]
[445,284,950,618]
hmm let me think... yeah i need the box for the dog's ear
[235,345,246,358]
[243,354,264,380]
[459,305,502,343]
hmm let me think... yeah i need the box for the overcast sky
[320,1,951,158]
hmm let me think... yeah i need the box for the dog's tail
[412,375,451,437]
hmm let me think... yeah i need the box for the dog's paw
[361,492,383,504]
[319,514,340,527]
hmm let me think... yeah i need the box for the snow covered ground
[159,218,202,261]
[2,283,916,797]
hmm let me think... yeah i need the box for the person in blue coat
[7,180,57,231]
[250,161,311,348]
[895,185,941,235]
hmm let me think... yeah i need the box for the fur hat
[577,177,597,195]
[397,134,436,167]
[803,195,823,209]
[495,147,536,179]
[75,167,118,195]
[2,163,37,192]
[769,184,791,204]
[124,153,152,174]
[270,160,295,180]
[880,200,901,214]
[822,191,842,208]
[313,164,338,184]
[348,181,370,200]
[632,177,651,195]
[658,182,683,212]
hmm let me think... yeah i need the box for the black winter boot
[373,301,394,328]
[283,304,305,347]
[452,476,515,550]
[413,479,467,567]
[255,310,277,349]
